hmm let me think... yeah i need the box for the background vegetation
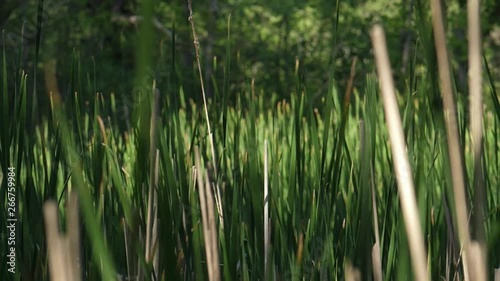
[1,0,499,104]
[0,0,499,280]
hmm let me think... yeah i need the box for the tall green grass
[1,0,499,281]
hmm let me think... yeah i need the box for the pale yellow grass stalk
[264,140,271,281]
[345,262,361,281]
[195,147,221,281]
[146,89,160,280]
[468,0,487,279]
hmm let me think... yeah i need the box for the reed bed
[0,0,499,280]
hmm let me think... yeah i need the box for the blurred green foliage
[1,0,498,110]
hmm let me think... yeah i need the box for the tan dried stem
[195,147,221,281]
[264,140,271,281]
[43,191,81,281]
[371,25,428,281]
[186,0,224,229]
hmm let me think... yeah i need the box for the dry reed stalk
[204,172,220,281]
[372,243,382,281]
[345,262,361,281]
[429,0,474,279]
[264,139,271,281]
[195,146,221,281]
[370,24,429,281]
[43,191,82,281]
[468,0,487,279]
[470,241,486,281]
[360,119,383,281]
